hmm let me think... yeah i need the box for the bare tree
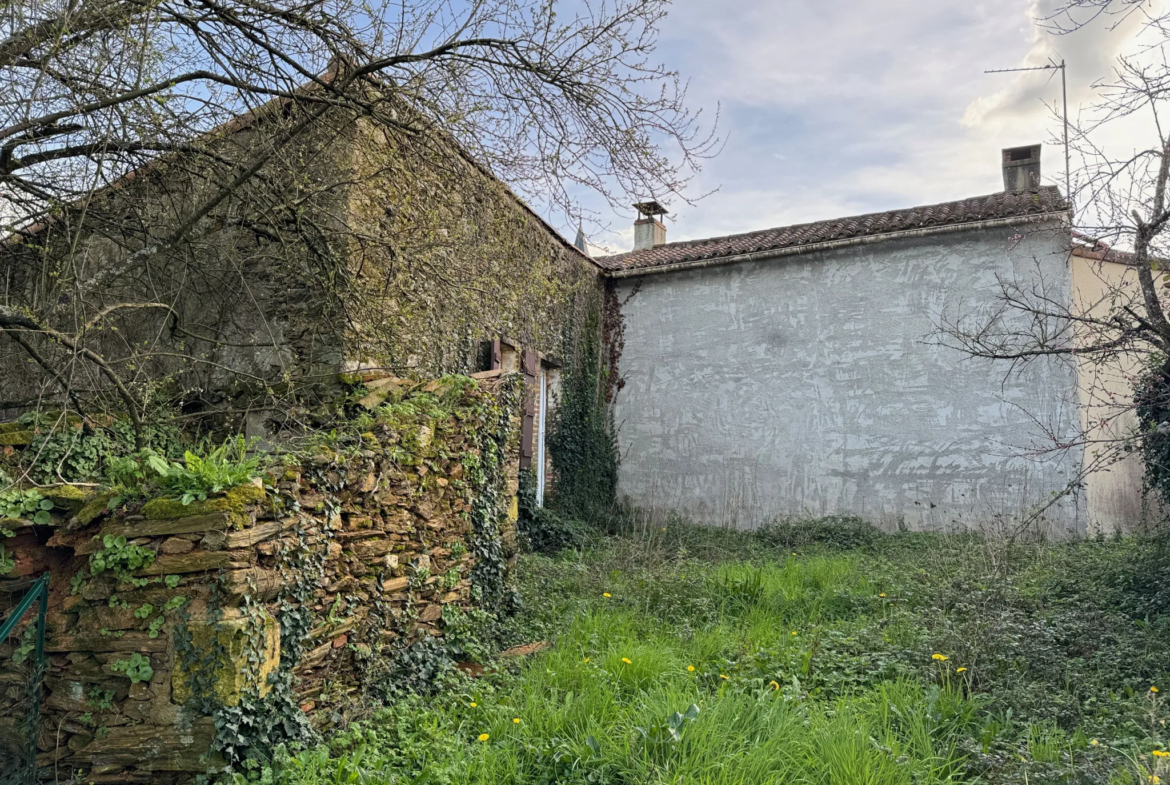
[0,0,716,468]
[941,0,1170,511]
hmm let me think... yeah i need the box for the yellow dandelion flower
[1150,776,1160,784]
[1154,750,1170,758]
[603,593,612,598]
[470,702,478,708]
[513,718,520,724]
[1090,739,1099,746]
[720,674,730,680]
[1152,686,1160,693]
[769,681,780,690]
[621,657,631,664]
[879,593,886,598]
[790,631,798,636]
[478,734,490,742]
[932,653,948,661]
[687,665,695,672]
[956,667,967,673]
[584,658,590,663]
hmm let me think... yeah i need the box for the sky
[578,0,1156,255]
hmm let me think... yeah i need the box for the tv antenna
[985,58,1070,202]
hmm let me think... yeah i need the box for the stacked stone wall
[0,374,520,782]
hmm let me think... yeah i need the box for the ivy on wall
[546,301,618,527]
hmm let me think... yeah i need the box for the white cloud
[577,0,1155,255]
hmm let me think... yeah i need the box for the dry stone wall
[0,374,521,782]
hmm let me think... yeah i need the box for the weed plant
[243,519,1170,785]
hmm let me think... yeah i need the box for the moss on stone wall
[341,115,600,377]
[0,89,602,424]
[0,374,523,781]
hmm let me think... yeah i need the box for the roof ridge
[597,186,1068,272]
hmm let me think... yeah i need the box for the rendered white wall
[612,221,1086,533]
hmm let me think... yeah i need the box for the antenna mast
[985,59,1070,203]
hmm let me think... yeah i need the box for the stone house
[0,78,599,492]
[597,145,1134,535]
[0,81,604,780]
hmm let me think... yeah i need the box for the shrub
[756,514,884,550]
[517,470,590,554]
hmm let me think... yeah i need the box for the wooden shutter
[490,338,502,371]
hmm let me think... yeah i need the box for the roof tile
[597,187,1068,272]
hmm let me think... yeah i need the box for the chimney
[633,201,668,250]
[1002,144,1042,191]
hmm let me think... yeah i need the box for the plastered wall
[612,221,1087,533]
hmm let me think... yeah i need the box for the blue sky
[576,0,1150,254]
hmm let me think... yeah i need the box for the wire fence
[0,573,49,785]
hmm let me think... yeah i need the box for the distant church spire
[574,223,591,257]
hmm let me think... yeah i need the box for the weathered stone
[103,512,232,538]
[139,484,265,528]
[223,519,284,548]
[0,429,32,446]
[381,576,410,593]
[352,539,393,558]
[83,605,142,632]
[138,550,252,575]
[160,536,195,555]
[74,717,224,772]
[45,680,92,712]
[45,631,168,654]
[120,696,183,724]
[172,609,279,707]
[220,568,283,602]
[200,530,227,550]
[74,491,117,526]
[418,604,442,622]
[41,483,92,513]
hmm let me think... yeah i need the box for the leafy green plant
[89,534,156,579]
[86,687,115,711]
[105,449,171,504]
[0,488,54,524]
[109,652,154,683]
[157,437,262,504]
[517,470,590,555]
[635,703,701,756]
[11,623,38,665]
[23,416,182,485]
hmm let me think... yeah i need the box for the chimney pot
[633,200,668,250]
[1002,144,1042,191]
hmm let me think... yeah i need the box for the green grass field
[247,521,1170,785]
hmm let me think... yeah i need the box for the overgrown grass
[246,520,1170,785]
